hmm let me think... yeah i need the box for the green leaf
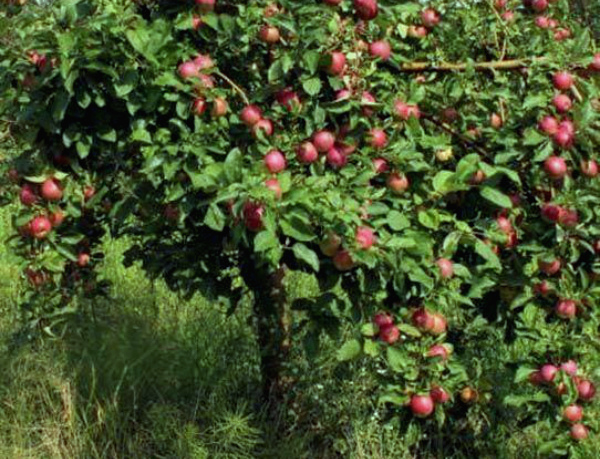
[514,366,536,383]
[337,339,361,361]
[480,186,512,208]
[418,210,440,230]
[254,230,279,252]
[52,242,78,262]
[363,339,379,357]
[387,211,410,231]
[292,243,320,272]
[387,347,408,372]
[204,204,225,231]
[280,215,315,242]
[398,324,422,338]
[302,77,322,96]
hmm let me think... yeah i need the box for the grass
[0,204,388,458]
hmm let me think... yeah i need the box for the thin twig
[215,70,250,105]
[422,114,493,160]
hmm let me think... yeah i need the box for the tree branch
[215,70,250,106]
[388,57,548,73]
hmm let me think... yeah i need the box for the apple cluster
[529,360,595,441]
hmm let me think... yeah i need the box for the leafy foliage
[2,0,600,455]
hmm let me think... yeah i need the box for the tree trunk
[241,259,292,404]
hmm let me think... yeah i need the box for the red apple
[333,249,355,271]
[556,299,577,319]
[372,158,388,174]
[427,344,450,361]
[570,423,589,441]
[539,258,561,275]
[541,203,563,222]
[84,186,96,201]
[553,94,572,113]
[430,313,447,335]
[394,100,421,120]
[326,146,347,169]
[436,258,454,279]
[442,107,459,123]
[553,71,574,91]
[193,97,207,115]
[252,119,274,138]
[195,0,215,13]
[320,232,342,257]
[313,130,336,153]
[211,98,228,117]
[40,178,63,201]
[494,0,507,8]
[421,8,440,28]
[259,25,280,44]
[496,216,513,234]
[49,209,65,227]
[243,201,265,232]
[577,379,596,401]
[553,129,574,149]
[296,141,318,164]
[531,0,548,12]
[369,40,391,61]
[326,52,346,76]
[30,216,52,239]
[502,11,515,22]
[460,387,479,403]
[430,386,450,403]
[589,53,600,71]
[490,113,503,129]
[410,394,435,418]
[240,105,263,126]
[192,16,203,30]
[264,150,287,173]
[544,156,567,178]
[408,25,429,38]
[178,61,199,79]
[336,89,352,100]
[529,371,544,386]
[412,308,435,331]
[535,15,550,28]
[20,183,38,206]
[539,364,558,383]
[353,0,378,21]
[374,312,394,329]
[558,208,578,228]
[387,172,409,194]
[192,54,213,70]
[77,253,90,267]
[361,91,377,116]
[356,226,376,249]
[534,280,550,296]
[561,360,578,376]
[379,325,400,344]
[265,178,282,199]
[581,160,598,177]
[564,405,583,423]
[275,88,300,111]
[368,128,387,149]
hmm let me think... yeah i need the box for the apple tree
[2,0,600,453]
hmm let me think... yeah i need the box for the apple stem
[215,70,250,105]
